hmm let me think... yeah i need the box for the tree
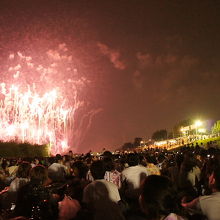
[151,129,167,141]
[173,118,193,138]
[212,120,220,134]
[133,137,142,147]
[121,142,134,150]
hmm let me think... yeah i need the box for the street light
[194,120,203,138]
[180,127,186,136]
[198,128,206,133]
[195,120,202,128]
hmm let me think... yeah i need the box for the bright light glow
[0,46,101,154]
[6,125,16,136]
[61,140,68,150]
[198,128,206,133]
[0,85,72,154]
[195,120,202,127]
[155,141,167,146]
[168,139,177,144]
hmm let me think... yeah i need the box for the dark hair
[90,160,105,180]
[55,154,62,162]
[16,161,31,178]
[30,165,48,184]
[71,161,88,179]
[103,157,114,171]
[140,175,181,219]
[102,151,112,158]
[127,153,139,166]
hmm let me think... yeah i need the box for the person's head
[102,151,112,159]
[90,160,105,180]
[140,175,180,220]
[55,154,62,163]
[127,153,139,166]
[16,161,31,178]
[30,165,48,185]
[71,161,88,179]
[103,157,114,171]
[68,150,73,157]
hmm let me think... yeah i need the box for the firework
[0,83,73,154]
[0,44,83,154]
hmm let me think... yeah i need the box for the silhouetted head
[16,161,31,178]
[30,165,48,185]
[140,175,180,219]
[90,160,105,180]
[127,153,139,166]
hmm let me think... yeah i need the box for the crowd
[0,141,220,220]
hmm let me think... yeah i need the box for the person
[48,154,67,182]
[70,161,89,203]
[83,160,121,204]
[103,157,122,188]
[145,155,160,176]
[178,153,199,200]
[4,162,32,209]
[182,166,220,220]
[14,165,58,220]
[9,161,31,192]
[121,153,149,199]
[83,160,124,220]
[139,175,186,220]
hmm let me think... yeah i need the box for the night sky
[1,0,220,152]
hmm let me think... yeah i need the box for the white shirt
[187,166,201,187]
[9,177,29,192]
[198,192,220,220]
[83,179,121,204]
[121,165,149,189]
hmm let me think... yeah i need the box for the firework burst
[0,43,89,154]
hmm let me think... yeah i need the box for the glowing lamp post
[194,120,203,137]
[198,128,206,133]
[195,120,202,128]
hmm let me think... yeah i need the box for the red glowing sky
[0,0,220,152]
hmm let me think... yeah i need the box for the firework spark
[0,44,88,154]
[0,84,73,154]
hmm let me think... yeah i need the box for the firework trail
[0,43,98,154]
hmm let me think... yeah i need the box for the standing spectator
[182,166,220,220]
[139,175,186,220]
[48,154,66,182]
[103,157,122,188]
[83,160,124,220]
[14,165,58,220]
[121,153,149,199]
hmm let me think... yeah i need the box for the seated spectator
[145,155,160,176]
[70,161,89,203]
[139,175,186,220]
[9,161,31,192]
[83,160,121,204]
[83,160,124,220]
[7,160,18,178]
[121,153,149,199]
[103,157,122,188]
[0,161,32,211]
[14,165,58,220]
[48,154,66,183]
[182,166,220,220]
